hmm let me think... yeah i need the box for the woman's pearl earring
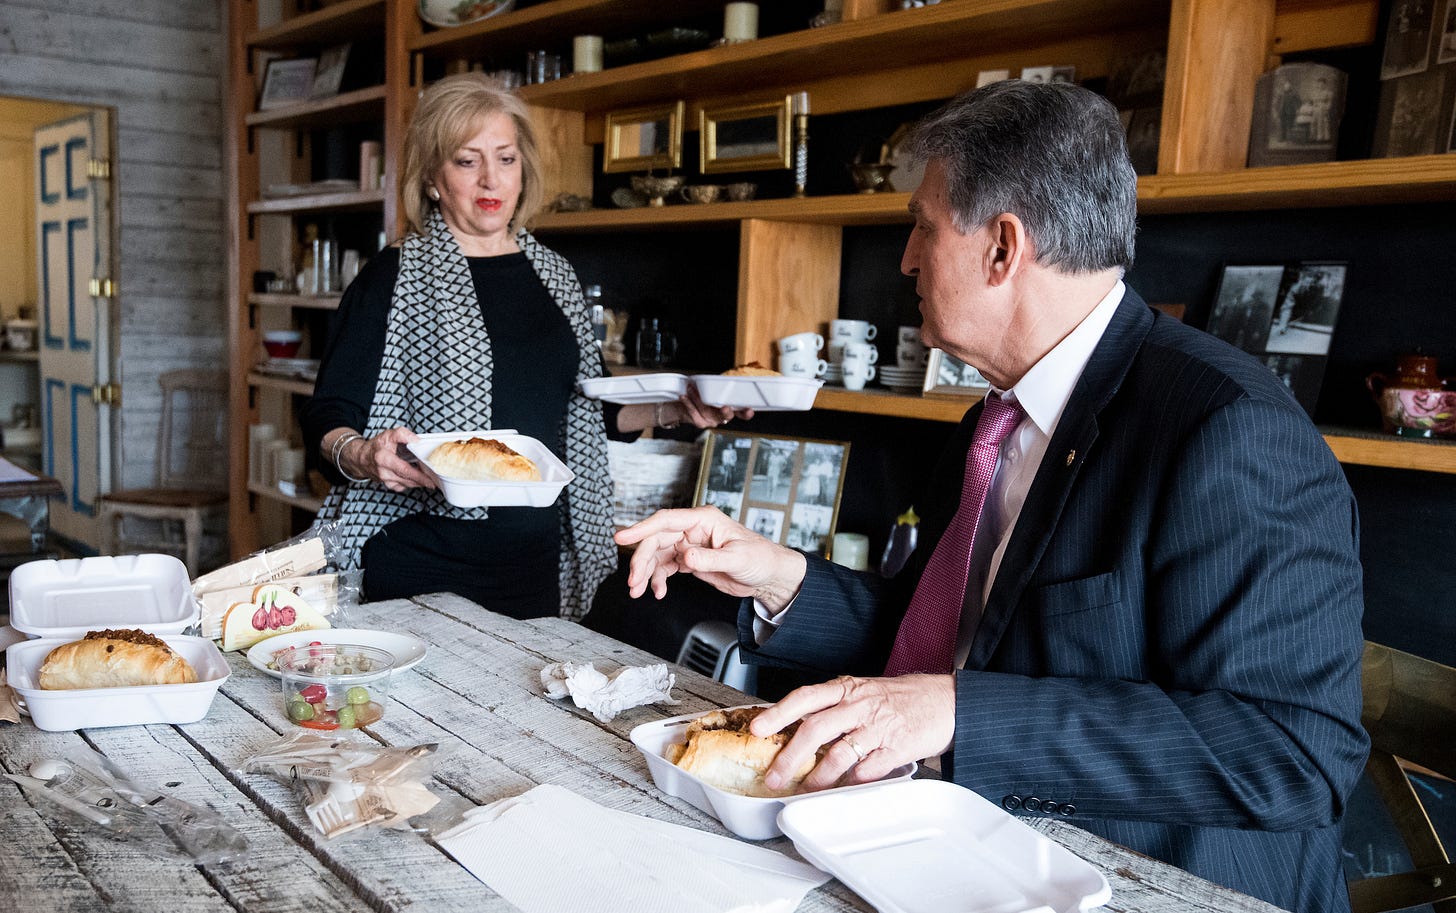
[427,186,440,201]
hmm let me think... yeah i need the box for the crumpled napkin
[540,661,677,722]
[438,784,829,913]
[0,670,20,724]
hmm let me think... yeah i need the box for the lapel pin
[1065,450,1076,466]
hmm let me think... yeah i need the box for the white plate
[778,779,1112,913]
[246,628,428,679]
[580,373,688,405]
[406,431,573,508]
[690,375,823,412]
[418,0,514,29]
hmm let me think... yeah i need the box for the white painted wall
[0,0,227,495]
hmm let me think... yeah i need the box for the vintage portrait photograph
[1265,262,1347,355]
[1207,265,1285,353]
[1248,64,1346,166]
[1263,353,1327,417]
[924,349,991,395]
[1382,0,1436,80]
[1378,69,1446,156]
[694,431,849,555]
[1442,0,1456,63]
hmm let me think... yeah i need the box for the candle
[573,35,603,74]
[830,533,870,571]
[723,2,759,42]
[792,91,810,116]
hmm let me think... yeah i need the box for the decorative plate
[418,0,514,29]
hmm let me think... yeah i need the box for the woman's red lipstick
[476,198,502,211]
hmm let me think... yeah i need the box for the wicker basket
[608,438,702,528]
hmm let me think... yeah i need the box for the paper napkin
[437,784,829,913]
[540,661,677,722]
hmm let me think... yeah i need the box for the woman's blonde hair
[401,72,544,237]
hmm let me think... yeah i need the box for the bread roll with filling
[39,629,198,690]
[722,363,780,376]
[428,437,542,482]
[670,707,816,797]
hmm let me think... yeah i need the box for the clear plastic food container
[277,643,393,731]
[9,554,198,639]
[5,635,230,731]
[406,431,573,508]
[630,705,916,840]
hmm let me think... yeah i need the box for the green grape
[288,699,315,721]
[335,705,357,729]
[346,685,371,705]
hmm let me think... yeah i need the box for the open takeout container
[630,705,916,841]
[406,430,573,508]
[5,635,231,731]
[777,779,1112,913]
[9,554,199,639]
[690,375,822,412]
[580,373,688,405]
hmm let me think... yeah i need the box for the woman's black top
[301,248,629,618]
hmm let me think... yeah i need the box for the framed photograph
[1247,63,1346,167]
[922,348,991,396]
[1374,68,1448,157]
[1019,65,1055,85]
[258,57,318,111]
[1050,65,1078,84]
[1207,264,1285,353]
[976,68,1011,88]
[310,43,352,99]
[694,430,850,556]
[1105,48,1167,108]
[603,101,685,174]
[1441,0,1456,64]
[700,96,792,174]
[1266,261,1347,356]
[1126,106,1162,175]
[1381,0,1436,80]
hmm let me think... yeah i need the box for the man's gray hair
[907,80,1137,273]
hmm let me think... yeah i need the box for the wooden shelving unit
[228,0,1452,555]
[248,481,324,513]
[248,293,343,311]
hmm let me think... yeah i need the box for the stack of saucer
[878,364,924,393]
[823,363,844,385]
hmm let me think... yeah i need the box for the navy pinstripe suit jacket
[739,288,1368,913]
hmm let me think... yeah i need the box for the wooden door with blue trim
[35,111,115,549]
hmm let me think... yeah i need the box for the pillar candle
[724,2,759,42]
[573,35,603,73]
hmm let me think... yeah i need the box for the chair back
[676,620,757,694]
[1348,641,1456,913]
[155,369,228,491]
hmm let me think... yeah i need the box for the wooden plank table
[0,593,1283,913]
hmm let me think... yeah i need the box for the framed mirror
[700,96,792,174]
[603,101,685,173]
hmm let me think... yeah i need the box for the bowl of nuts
[277,643,394,731]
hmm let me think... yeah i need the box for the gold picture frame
[694,430,849,556]
[603,101,685,173]
[700,96,793,174]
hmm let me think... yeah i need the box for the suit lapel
[964,289,1156,669]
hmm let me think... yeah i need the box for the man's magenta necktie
[884,395,1025,676]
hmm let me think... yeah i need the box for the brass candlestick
[792,92,810,198]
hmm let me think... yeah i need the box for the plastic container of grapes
[277,643,393,731]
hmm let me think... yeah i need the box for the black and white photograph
[924,348,991,395]
[1248,63,1346,166]
[1126,106,1162,176]
[1051,65,1078,84]
[258,57,317,110]
[1262,353,1327,417]
[1265,262,1346,355]
[1382,0,1437,80]
[1377,69,1446,156]
[1105,48,1167,107]
[1207,265,1285,353]
[694,430,849,554]
[310,43,352,99]
[1019,66,1054,85]
[1441,0,1456,63]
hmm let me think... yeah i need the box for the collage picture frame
[694,430,849,556]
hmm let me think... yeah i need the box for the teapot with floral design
[1366,354,1456,438]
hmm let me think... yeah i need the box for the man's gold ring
[841,734,868,763]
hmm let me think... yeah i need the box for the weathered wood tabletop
[1,593,1283,913]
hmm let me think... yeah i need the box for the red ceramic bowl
[263,331,302,359]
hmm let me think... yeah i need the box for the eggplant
[879,506,920,578]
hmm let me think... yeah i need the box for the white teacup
[841,360,876,391]
[830,318,877,343]
[777,331,824,355]
[842,341,879,366]
[896,326,928,368]
[778,350,828,378]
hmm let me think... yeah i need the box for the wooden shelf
[1140,155,1456,213]
[815,386,978,423]
[248,188,384,215]
[246,85,386,130]
[412,0,729,59]
[248,293,342,310]
[248,481,323,513]
[0,350,39,363]
[1322,428,1456,474]
[248,371,315,396]
[247,0,387,50]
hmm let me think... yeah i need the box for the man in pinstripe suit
[617,80,1367,913]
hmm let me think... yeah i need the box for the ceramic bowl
[418,0,514,28]
[263,330,302,359]
[848,163,896,194]
[1373,388,1456,438]
[631,174,686,206]
[724,182,757,202]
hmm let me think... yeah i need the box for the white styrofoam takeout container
[630,705,916,841]
[778,779,1112,913]
[580,372,689,405]
[5,635,231,731]
[690,375,822,412]
[406,431,574,508]
[9,554,199,639]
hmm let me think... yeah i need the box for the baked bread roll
[722,363,780,377]
[39,629,198,690]
[667,707,816,797]
[428,437,542,482]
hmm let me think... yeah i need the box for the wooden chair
[1349,641,1456,913]
[99,370,228,577]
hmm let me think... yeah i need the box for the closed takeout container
[630,705,916,841]
[580,372,689,405]
[778,779,1112,913]
[5,635,231,731]
[9,554,199,639]
[406,430,574,508]
[691,375,822,412]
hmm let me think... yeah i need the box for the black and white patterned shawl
[316,207,616,620]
